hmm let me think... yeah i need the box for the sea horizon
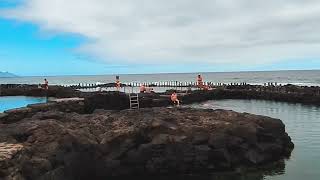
[1,69,320,87]
[5,69,320,78]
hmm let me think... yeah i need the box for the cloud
[2,0,320,65]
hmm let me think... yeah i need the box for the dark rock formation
[84,92,130,112]
[221,84,320,105]
[0,108,294,179]
[166,87,320,106]
[84,92,172,113]
[2,83,320,106]
[0,85,80,98]
[0,100,85,124]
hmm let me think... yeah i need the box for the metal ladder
[129,93,139,109]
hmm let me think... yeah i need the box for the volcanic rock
[0,107,294,179]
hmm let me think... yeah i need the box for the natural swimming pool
[184,99,320,180]
[1,96,319,180]
[0,96,48,112]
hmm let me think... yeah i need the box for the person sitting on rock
[171,91,180,106]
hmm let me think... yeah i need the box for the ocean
[1,70,320,86]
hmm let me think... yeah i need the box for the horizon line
[5,68,320,78]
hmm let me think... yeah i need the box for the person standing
[115,76,121,91]
[197,74,203,88]
[43,79,49,103]
[44,79,49,90]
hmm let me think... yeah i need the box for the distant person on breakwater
[171,91,180,106]
[197,74,210,90]
[197,74,203,88]
[115,76,121,91]
[140,84,146,93]
[43,79,49,90]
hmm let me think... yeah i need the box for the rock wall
[2,86,319,124]
[0,108,294,179]
[0,92,171,124]
[167,88,320,106]
[84,92,130,112]
[221,89,320,105]
[2,84,320,106]
[83,92,174,113]
[221,84,320,105]
[0,85,81,98]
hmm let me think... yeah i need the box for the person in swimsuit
[115,76,121,91]
[197,74,203,89]
[44,79,49,90]
[140,84,146,93]
[197,74,210,90]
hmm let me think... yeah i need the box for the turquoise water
[0,96,48,112]
[185,100,320,180]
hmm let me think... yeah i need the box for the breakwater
[181,85,320,106]
[1,83,320,106]
[2,83,319,124]
[0,84,81,97]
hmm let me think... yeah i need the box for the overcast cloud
[2,0,320,65]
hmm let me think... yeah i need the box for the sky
[1,0,320,76]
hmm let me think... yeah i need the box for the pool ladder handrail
[129,93,139,109]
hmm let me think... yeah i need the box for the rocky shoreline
[0,85,81,98]
[0,107,294,180]
[0,85,297,179]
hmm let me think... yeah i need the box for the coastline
[0,84,302,179]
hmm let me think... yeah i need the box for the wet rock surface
[0,107,294,180]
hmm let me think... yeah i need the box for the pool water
[0,96,48,112]
[185,99,320,180]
